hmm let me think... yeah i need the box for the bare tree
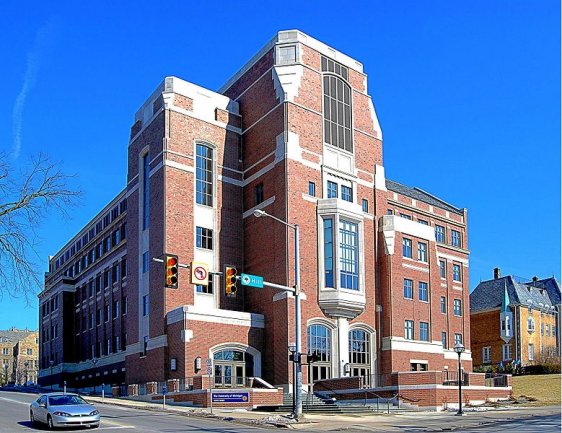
[0,153,81,300]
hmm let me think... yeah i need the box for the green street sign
[240,273,264,288]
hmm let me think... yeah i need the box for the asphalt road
[0,391,269,432]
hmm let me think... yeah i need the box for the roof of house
[385,179,464,215]
[471,276,560,313]
[0,329,35,345]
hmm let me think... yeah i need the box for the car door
[35,396,48,423]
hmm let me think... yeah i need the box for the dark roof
[0,329,34,344]
[386,179,464,215]
[471,276,559,313]
[533,278,561,306]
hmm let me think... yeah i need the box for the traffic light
[225,265,237,297]
[307,351,321,364]
[165,254,179,288]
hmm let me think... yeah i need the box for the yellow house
[470,270,560,368]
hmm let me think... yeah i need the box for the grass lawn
[511,374,561,405]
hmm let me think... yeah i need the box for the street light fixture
[254,209,303,419]
[453,342,466,416]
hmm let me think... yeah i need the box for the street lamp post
[92,358,99,395]
[49,360,54,391]
[453,342,466,416]
[254,209,302,419]
[24,361,29,385]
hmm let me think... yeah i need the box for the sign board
[206,358,212,366]
[190,261,209,286]
[240,273,264,288]
[211,392,249,403]
[162,386,167,395]
[206,366,213,376]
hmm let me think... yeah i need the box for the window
[142,252,150,273]
[440,296,447,314]
[417,242,427,262]
[323,218,334,288]
[483,347,491,364]
[528,344,534,361]
[96,309,101,326]
[527,317,535,332]
[327,181,338,199]
[196,144,213,206]
[341,185,352,202]
[418,282,428,302]
[502,344,512,361]
[386,209,394,215]
[308,181,316,197]
[2,348,9,355]
[104,305,110,322]
[410,362,428,372]
[106,339,111,356]
[196,227,213,250]
[122,296,127,315]
[399,213,412,220]
[113,300,119,319]
[405,320,414,340]
[26,348,33,356]
[403,279,413,299]
[142,336,148,357]
[441,331,447,349]
[454,299,462,316]
[419,322,429,341]
[142,295,149,316]
[553,325,557,338]
[142,153,150,230]
[121,259,127,279]
[254,182,264,205]
[439,260,446,278]
[321,55,349,80]
[362,199,368,213]
[349,329,371,381]
[454,333,463,345]
[451,230,461,247]
[339,220,359,290]
[435,225,445,243]
[307,324,332,381]
[278,45,297,64]
[196,278,213,294]
[402,238,412,258]
[546,324,550,337]
[418,219,428,225]
[112,264,119,284]
[541,323,544,335]
[323,73,352,152]
[453,264,462,282]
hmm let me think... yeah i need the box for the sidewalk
[87,395,561,431]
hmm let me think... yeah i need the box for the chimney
[532,276,538,282]
[494,267,501,279]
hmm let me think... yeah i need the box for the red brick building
[38,30,473,398]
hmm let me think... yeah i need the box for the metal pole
[456,354,463,415]
[294,224,303,419]
[102,383,105,401]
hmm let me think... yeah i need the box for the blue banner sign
[211,392,249,403]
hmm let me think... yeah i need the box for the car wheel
[29,410,35,425]
[47,415,54,430]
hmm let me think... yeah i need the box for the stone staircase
[259,393,414,415]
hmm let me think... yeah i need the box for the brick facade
[38,30,473,399]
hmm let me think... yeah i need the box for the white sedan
[30,393,100,429]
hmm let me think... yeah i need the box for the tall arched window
[307,324,332,381]
[349,329,371,384]
[323,75,352,152]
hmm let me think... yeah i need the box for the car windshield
[48,395,88,406]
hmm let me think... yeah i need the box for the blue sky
[0,1,559,330]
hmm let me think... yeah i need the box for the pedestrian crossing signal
[225,265,237,297]
[165,254,179,288]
